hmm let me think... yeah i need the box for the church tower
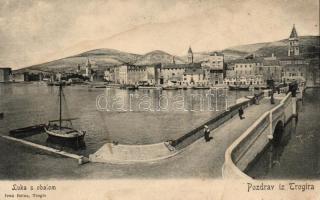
[288,24,299,57]
[85,58,92,77]
[188,46,194,63]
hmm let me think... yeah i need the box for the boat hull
[10,124,45,138]
[192,87,210,89]
[228,85,250,91]
[162,86,178,90]
[45,127,86,149]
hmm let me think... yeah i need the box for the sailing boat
[44,81,86,149]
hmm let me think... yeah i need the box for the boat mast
[59,81,62,130]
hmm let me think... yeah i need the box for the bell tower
[188,46,194,63]
[85,58,92,77]
[288,24,299,57]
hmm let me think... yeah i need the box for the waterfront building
[201,52,225,85]
[280,62,308,83]
[160,63,201,85]
[91,65,110,82]
[201,52,224,69]
[114,64,160,85]
[0,67,11,83]
[182,68,208,86]
[104,67,116,82]
[12,72,27,82]
[225,63,236,78]
[260,59,283,83]
[233,57,264,77]
[114,65,128,84]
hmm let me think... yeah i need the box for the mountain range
[16,36,319,73]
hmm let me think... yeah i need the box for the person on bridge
[204,125,213,142]
[238,107,245,120]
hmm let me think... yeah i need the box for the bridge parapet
[222,92,294,179]
[171,93,264,150]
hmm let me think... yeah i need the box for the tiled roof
[161,63,201,69]
[231,57,264,64]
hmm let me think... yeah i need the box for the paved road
[0,99,276,179]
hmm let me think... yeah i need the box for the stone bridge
[222,92,296,179]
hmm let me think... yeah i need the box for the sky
[0,0,319,69]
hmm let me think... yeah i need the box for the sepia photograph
[0,0,319,199]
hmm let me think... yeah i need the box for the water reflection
[246,119,296,178]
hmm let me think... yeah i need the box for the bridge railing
[171,92,264,150]
[222,92,292,179]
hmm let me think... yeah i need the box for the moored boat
[94,85,107,88]
[192,86,210,89]
[162,85,179,90]
[229,84,250,91]
[138,86,162,90]
[10,124,46,138]
[45,82,86,149]
[177,85,188,90]
[45,119,86,149]
[210,84,228,90]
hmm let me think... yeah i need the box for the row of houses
[103,51,225,86]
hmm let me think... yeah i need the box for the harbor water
[0,83,250,155]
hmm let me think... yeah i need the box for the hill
[18,49,142,73]
[16,36,319,73]
[134,50,185,65]
[225,36,319,59]
[17,49,186,73]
